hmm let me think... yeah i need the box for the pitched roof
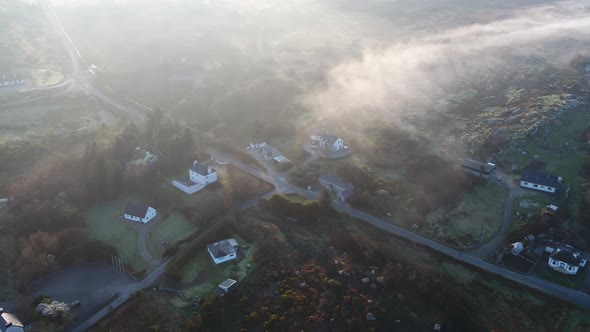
[521,171,559,188]
[320,133,341,145]
[207,240,236,258]
[319,174,353,190]
[219,278,237,288]
[461,159,496,174]
[0,310,24,332]
[551,247,582,266]
[190,163,215,176]
[124,202,150,218]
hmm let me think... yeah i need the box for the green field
[146,213,196,259]
[425,183,509,248]
[85,199,147,271]
[497,110,590,219]
[564,310,590,332]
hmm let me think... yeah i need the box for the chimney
[0,308,3,314]
[558,176,563,184]
[193,160,198,166]
[208,167,212,174]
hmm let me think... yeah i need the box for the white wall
[548,257,579,274]
[208,248,237,265]
[520,181,556,193]
[190,169,218,185]
[142,207,157,223]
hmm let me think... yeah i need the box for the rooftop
[219,278,237,289]
[0,310,24,332]
[190,163,215,176]
[207,239,236,258]
[124,202,150,218]
[551,247,583,266]
[521,171,560,188]
[461,159,496,174]
[319,133,341,144]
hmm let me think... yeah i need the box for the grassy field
[85,199,147,271]
[146,212,196,260]
[497,110,590,219]
[564,310,590,332]
[425,183,509,248]
[174,237,256,306]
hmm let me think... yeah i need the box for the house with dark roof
[520,171,561,193]
[0,308,27,332]
[311,133,345,152]
[461,159,497,179]
[123,202,157,223]
[207,239,239,265]
[249,141,266,149]
[319,174,354,202]
[548,246,587,275]
[172,160,218,195]
[189,161,217,186]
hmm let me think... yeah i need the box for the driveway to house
[469,171,523,259]
[46,0,590,320]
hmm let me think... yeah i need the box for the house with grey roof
[172,160,218,195]
[319,174,354,202]
[520,171,561,194]
[311,133,345,152]
[0,308,27,332]
[123,202,157,223]
[547,245,587,275]
[460,159,497,179]
[207,239,238,265]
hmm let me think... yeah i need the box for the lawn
[85,199,147,271]
[425,183,509,248]
[146,212,197,260]
[497,110,590,219]
[284,193,312,204]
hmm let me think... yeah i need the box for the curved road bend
[46,2,590,320]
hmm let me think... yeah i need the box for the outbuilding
[520,171,561,193]
[218,278,237,293]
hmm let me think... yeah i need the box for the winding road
[27,3,590,330]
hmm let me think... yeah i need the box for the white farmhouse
[312,133,345,152]
[249,141,266,149]
[0,308,28,332]
[189,161,217,185]
[547,246,587,275]
[123,202,157,223]
[207,239,238,265]
[520,171,561,193]
[172,161,218,195]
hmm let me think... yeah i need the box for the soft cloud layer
[307,0,590,120]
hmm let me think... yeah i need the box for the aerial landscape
[2,0,590,331]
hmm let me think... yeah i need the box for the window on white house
[533,184,538,188]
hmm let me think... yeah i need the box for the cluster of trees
[260,194,334,225]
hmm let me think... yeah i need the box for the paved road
[209,147,590,310]
[45,0,590,321]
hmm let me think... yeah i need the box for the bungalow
[0,308,27,332]
[218,278,238,293]
[520,171,561,193]
[461,159,497,179]
[249,141,266,149]
[319,174,354,202]
[312,133,345,152]
[547,246,587,275]
[207,239,239,265]
[123,202,157,223]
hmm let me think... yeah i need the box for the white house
[189,161,217,185]
[547,246,587,275]
[520,171,561,193]
[249,141,266,149]
[0,308,27,332]
[173,161,218,195]
[312,133,345,152]
[123,202,157,223]
[207,239,239,265]
[218,278,237,293]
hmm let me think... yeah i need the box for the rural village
[2,0,590,331]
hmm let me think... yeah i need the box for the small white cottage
[207,239,239,265]
[123,202,157,223]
